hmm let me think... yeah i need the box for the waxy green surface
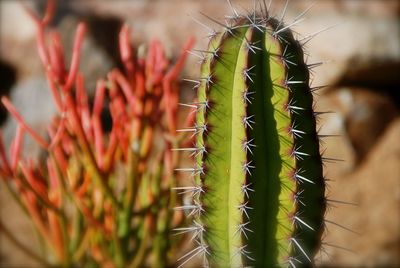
[193,17,325,268]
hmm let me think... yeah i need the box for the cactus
[176,2,326,267]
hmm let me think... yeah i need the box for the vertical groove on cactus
[175,2,326,267]
[245,22,298,266]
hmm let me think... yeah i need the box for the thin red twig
[1,96,49,149]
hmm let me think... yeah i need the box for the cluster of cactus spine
[175,1,326,267]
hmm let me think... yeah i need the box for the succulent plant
[175,2,326,267]
[0,1,195,267]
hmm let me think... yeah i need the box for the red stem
[1,96,49,149]
[119,24,135,82]
[0,131,12,176]
[92,80,106,169]
[11,125,24,171]
[76,74,93,141]
[41,0,56,27]
[46,76,63,113]
[48,116,66,149]
[112,69,136,111]
[49,31,66,84]
[64,23,86,93]
[162,37,195,135]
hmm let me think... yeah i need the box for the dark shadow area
[88,97,113,134]
[85,15,124,70]
[334,60,400,109]
[247,27,281,267]
[328,60,400,164]
[0,59,17,126]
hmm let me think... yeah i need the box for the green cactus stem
[175,4,326,268]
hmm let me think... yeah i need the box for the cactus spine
[176,3,326,268]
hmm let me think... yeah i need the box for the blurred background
[0,0,399,267]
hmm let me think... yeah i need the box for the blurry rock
[317,118,400,267]
[313,92,355,173]
[327,87,399,164]
[0,1,36,43]
[291,1,400,87]
[312,83,399,267]
[332,0,400,17]
[0,2,43,80]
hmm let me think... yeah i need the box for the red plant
[0,1,195,267]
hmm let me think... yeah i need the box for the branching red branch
[1,97,49,149]
[48,116,66,149]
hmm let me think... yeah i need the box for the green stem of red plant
[112,221,126,268]
[72,227,90,262]
[69,207,83,258]
[74,138,120,209]
[152,163,169,267]
[118,147,139,260]
[128,215,151,268]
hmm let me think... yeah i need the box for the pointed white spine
[292,214,315,231]
[241,183,255,199]
[172,185,205,197]
[291,146,310,161]
[242,161,255,176]
[293,168,315,184]
[242,90,255,104]
[172,146,207,157]
[175,165,204,176]
[235,245,255,261]
[243,115,255,129]
[174,201,204,217]
[242,138,257,155]
[173,220,205,241]
[238,201,253,220]
[290,237,311,263]
[289,122,306,138]
[177,124,207,137]
[243,65,256,83]
[177,240,210,268]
